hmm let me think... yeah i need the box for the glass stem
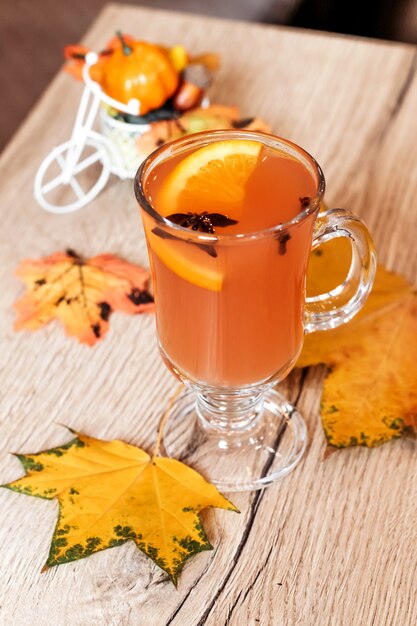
[195,388,265,434]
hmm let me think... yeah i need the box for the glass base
[160,388,308,492]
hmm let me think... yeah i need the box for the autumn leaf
[2,431,237,584]
[63,33,136,82]
[13,249,154,345]
[136,105,271,161]
[298,238,417,447]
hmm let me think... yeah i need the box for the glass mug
[134,130,376,491]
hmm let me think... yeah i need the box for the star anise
[166,212,238,234]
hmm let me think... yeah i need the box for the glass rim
[134,129,326,242]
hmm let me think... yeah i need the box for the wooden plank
[0,4,416,625]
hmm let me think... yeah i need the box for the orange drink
[135,130,375,491]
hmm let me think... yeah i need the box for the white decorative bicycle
[34,52,149,214]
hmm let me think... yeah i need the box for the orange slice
[159,139,262,215]
[145,140,262,291]
[144,221,223,291]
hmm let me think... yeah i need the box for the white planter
[99,108,151,179]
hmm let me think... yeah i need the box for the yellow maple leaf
[13,249,154,345]
[2,431,237,584]
[298,239,417,447]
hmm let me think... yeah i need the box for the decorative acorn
[173,64,213,112]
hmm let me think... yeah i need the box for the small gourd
[100,32,179,113]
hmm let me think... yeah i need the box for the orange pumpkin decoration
[100,32,179,113]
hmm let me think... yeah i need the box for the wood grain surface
[0,4,416,625]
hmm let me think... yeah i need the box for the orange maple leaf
[14,249,154,345]
[63,33,136,82]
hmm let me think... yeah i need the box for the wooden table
[1,5,416,625]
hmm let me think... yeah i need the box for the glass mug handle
[304,208,377,333]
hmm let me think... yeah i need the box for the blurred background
[1,0,416,151]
